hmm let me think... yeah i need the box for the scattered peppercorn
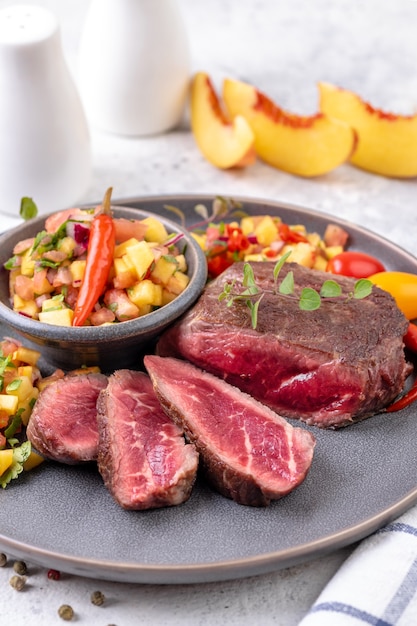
[13,560,28,576]
[47,568,61,580]
[58,604,74,621]
[9,575,26,591]
[0,553,7,567]
[90,590,105,606]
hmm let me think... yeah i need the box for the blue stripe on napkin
[377,522,417,539]
[381,557,417,625]
[309,601,392,625]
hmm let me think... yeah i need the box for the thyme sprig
[219,253,373,329]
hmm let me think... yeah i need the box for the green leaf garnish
[0,441,31,488]
[6,379,21,392]
[279,271,294,295]
[194,203,209,221]
[163,204,186,228]
[218,254,373,329]
[4,410,24,439]
[162,254,179,265]
[299,288,322,311]
[4,255,19,270]
[20,197,38,220]
[320,280,342,298]
[353,278,373,299]
[248,295,264,329]
[273,251,292,287]
[242,263,259,294]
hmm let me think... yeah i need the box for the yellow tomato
[368,271,417,320]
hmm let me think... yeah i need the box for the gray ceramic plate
[1,194,417,585]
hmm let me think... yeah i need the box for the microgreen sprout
[219,255,373,329]
[164,196,245,231]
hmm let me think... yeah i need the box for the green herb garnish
[20,197,38,221]
[0,441,31,488]
[219,257,373,329]
[4,409,24,439]
[164,196,245,231]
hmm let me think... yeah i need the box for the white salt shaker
[0,5,91,218]
[78,0,191,136]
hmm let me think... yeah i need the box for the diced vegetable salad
[0,339,44,487]
[191,213,349,278]
[5,208,190,326]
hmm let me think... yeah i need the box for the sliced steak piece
[157,261,410,429]
[144,355,315,507]
[26,372,108,464]
[96,369,199,510]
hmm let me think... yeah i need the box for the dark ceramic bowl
[0,205,207,373]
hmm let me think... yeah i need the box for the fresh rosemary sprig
[219,254,373,329]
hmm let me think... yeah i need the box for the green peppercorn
[13,560,28,576]
[90,590,105,606]
[9,575,26,591]
[0,553,7,567]
[58,604,74,621]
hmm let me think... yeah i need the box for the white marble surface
[1,0,417,624]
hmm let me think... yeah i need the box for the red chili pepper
[278,223,308,243]
[72,188,116,327]
[384,323,417,412]
[227,230,250,253]
[386,380,417,412]
[207,253,233,278]
[403,322,417,354]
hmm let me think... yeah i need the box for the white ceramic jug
[78,0,191,136]
[0,5,91,217]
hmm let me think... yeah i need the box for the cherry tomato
[368,271,417,320]
[327,251,385,278]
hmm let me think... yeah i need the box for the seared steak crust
[157,262,410,428]
[97,369,198,510]
[144,355,315,507]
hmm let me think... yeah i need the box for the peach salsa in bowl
[0,190,207,373]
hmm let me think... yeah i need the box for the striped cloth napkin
[299,506,417,626]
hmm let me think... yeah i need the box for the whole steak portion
[157,262,410,428]
[144,355,316,507]
[26,372,108,463]
[97,369,199,510]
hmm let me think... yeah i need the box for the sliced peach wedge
[190,72,256,169]
[222,78,356,177]
[318,82,417,178]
